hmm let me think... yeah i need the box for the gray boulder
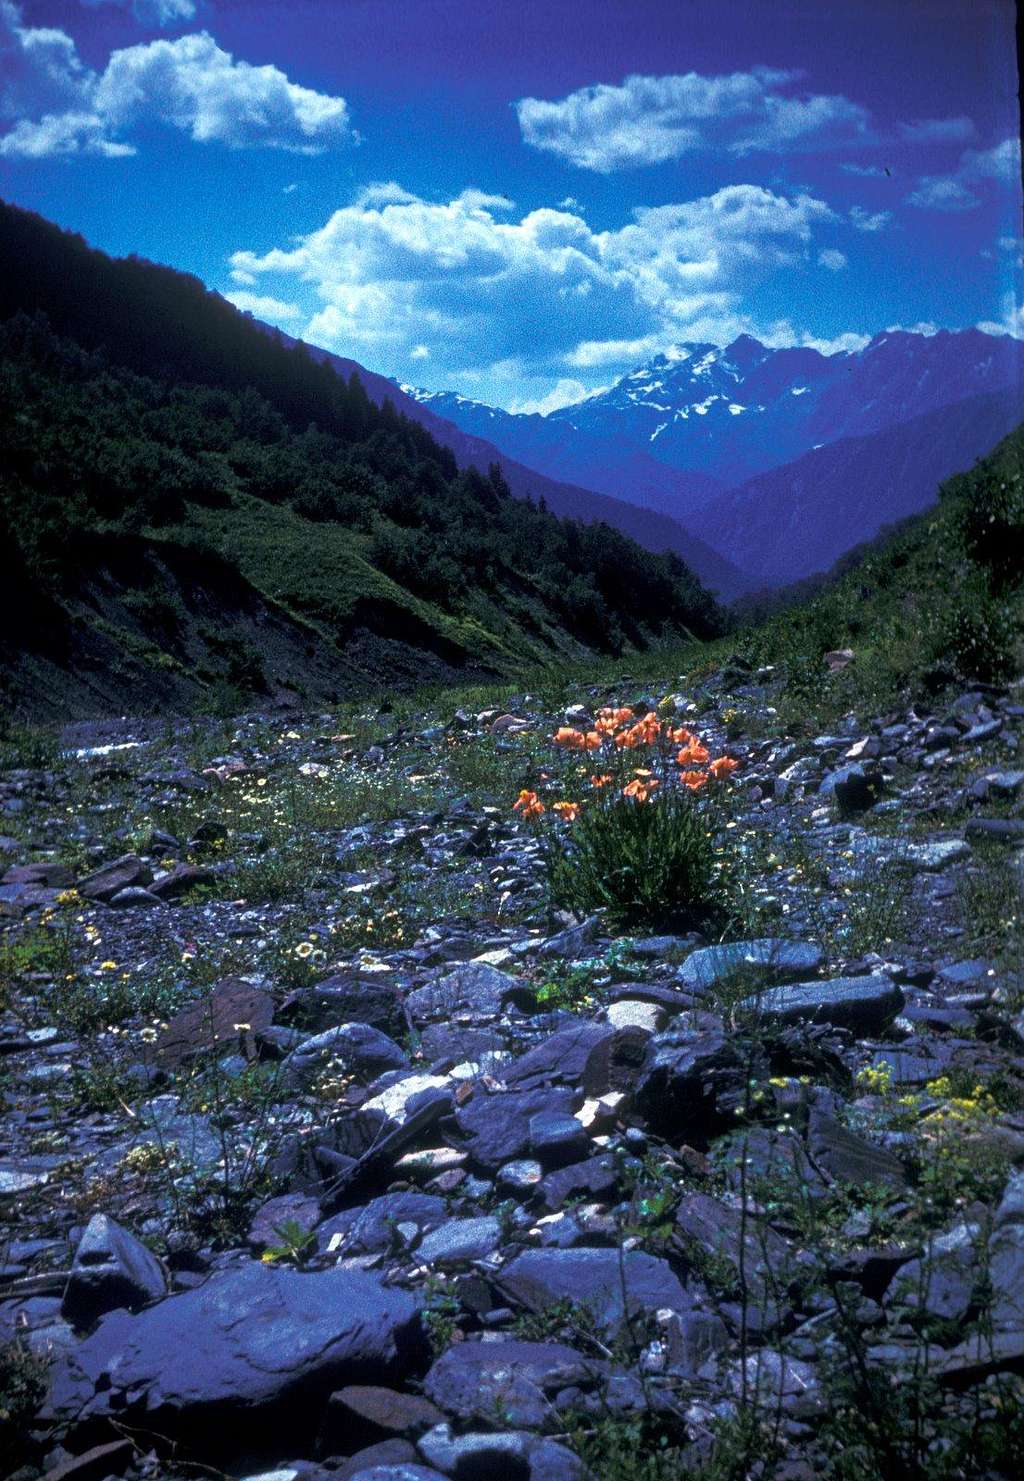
[496,1247,692,1336]
[739,974,904,1033]
[423,1340,603,1429]
[678,939,823,993]
[283,1024,410,1089]
[405,963,527,1025]
[46,1263,423,1458]
[416,1216,502,1267]
[453,1087,577,1170]
[634,1029,750,1138]
[62,1213,167,1330]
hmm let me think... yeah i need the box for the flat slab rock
[495,1247,693,1335]
[739,973,904,1032]
[45,1263,423,1458]
[453,1086,577,1170]
[678,939,823,992]
[404,962,528,1025]
[499,1021,615,1095]
[155,976,274,1069]
[77,853,151,903]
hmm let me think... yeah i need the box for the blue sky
[1,0,1021,409]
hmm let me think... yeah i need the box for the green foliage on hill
[732,422,1024,726]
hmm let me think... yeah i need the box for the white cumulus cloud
[849,204,892,232]
[81,0,197,27]
[817,248,847,270]
[226,179,840,406]
[515,68,873,172]
[907,135,1022,211]
[0,5,355,158]
[222,290,302,322]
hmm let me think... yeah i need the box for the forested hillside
[0,203,722,718]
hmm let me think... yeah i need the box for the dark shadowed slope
[700,391,1024,588]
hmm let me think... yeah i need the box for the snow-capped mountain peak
[401,326,1023,516]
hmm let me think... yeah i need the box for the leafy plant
[545,791,722,931]
[261,1218,316,1266]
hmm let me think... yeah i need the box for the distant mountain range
[402,329,1024,587]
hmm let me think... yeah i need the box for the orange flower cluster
[553,726,602,751]
[510,703,740,820]
[676,740,710,767]
[595,705,635,734]
[710,755,739,779]
[613,711,662,749]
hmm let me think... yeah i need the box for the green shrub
[545,791,722,931]
[0,1339,49,1464]
[957,465,1024,591]
[938,583,1017,683]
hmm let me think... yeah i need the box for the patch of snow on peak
[690,352,718,376]
[728,403,746,415]
[650,422,668,441]
[790,386,810,396]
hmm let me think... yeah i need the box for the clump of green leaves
[0,921,74,1010]
[545,792,723,932]
[535,962,599,1012]
[260,1217,316,1266]
[422,1275,462,1356]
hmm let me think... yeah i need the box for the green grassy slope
[725,422,1024,728]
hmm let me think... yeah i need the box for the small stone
[323,1386,444,1451]
[605,1000,665,1034]
[416,1216,502,1267]
[528,1113,589,1167]
[819,763,884,813]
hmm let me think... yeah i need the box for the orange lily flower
[583,731,603,751]
[668,726,695,746]
[512,789,545,819]
[623,777,660,802]
[709,755,739,779]
[676,742,710,766]
[553,726,586,750]
[680,769,708,791]
[590,774,614,789]
[552,800,580,821]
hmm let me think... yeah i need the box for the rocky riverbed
[2,659,1024,1480]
